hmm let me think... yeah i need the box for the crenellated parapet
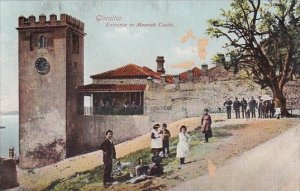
[18,14,84,32]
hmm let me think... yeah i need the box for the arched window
[39,35,46,48]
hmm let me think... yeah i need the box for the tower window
[39,35,46,48]
[72,33,79,54]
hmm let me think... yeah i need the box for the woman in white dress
[176,125,191,165]
[151,124,163,154]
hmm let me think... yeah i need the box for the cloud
[170,60,195,69]
[197,38,209,60]
[178,29,209,61]
[173,46,197,58]
[180,29,196,43]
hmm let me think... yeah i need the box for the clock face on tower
[35,57,50,75]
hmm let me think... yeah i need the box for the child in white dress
[176,125,191,165]
[151,124,162,153]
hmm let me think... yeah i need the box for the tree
[207,0,300,116]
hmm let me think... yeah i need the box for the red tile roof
[165,75,174,84]
[90,64,161,79]
[77,84,146,92]
[206,66,234,80]
[179,67,202,81]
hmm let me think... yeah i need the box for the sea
[0,115,19,158]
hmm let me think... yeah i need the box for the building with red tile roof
[90,64,161,80]
[77,84,146,93]
[78,57,168,115]
[77,56,212,115]
[179,67,202,81]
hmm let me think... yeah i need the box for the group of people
[151,123,192,166]
[150,109,213,169]
[99,109,213,188]
[223,96,276,119]
[94,98,143,115]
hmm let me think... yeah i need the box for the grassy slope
[47,123,247,191]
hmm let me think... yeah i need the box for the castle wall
[144,79,271,122]
[72,79,269,154]
[72,78,299,156]
[74,115,150,154]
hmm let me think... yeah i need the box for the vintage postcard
[0,0,299,190]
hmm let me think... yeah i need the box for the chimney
[156,56,165,74]
[201,64,208,75]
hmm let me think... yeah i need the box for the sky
[0,0,231,112]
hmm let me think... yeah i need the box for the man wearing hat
[99,130,117,188]
[223,98,233,119]
[233,97,241,118]
[249,96,257,118]
[241,97,247,118]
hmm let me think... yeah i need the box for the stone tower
[17,14,85,169]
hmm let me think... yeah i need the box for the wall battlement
[18,14,84,31]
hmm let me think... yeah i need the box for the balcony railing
[82,106,144,115]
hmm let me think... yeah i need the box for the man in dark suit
[249,96,257,118]
[233,97,241,118]
[100,130,116,188]
[241,97,247,118]
[224,98,233,119]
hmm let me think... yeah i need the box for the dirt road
[172,125,300,191]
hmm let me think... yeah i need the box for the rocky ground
[10,114,300,191]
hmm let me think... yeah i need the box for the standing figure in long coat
[224,98,233,119]
[201,109,212,143]
[233,97,241,118]
[99,130,116,188]
[249,96,257,118]
[258,98,264,118]
[176,125,191,165]
[241,97,247,118]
